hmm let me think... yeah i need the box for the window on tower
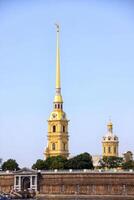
[114,136,117,140]
[63,126,65,132]
[108,146,111,153]
[108,137,111,140]
[104,147,105,153]
[55,104,57,109]
[53,125,56,132]
[52,143,56,150]
[63,143,66,151]
[114,147,116,153]
[58,104,60,109]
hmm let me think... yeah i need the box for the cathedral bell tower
[44,25,69,158]
[102,120,119,157]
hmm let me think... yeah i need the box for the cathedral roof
[102,120,119,142]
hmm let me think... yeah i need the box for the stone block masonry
[39,171,134,197]
[0,172,14,193]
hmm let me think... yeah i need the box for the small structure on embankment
[0,168,37,198]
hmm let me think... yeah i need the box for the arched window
[53,125,56,132]
[61,104,63,109]
[104,147,105,153]
[114,147,116,153]
[52,143,56,150]
[58,104,60,109]
[108,146,111,153]
[108,137,111,140]
[63,126,65,132]
[55,104,57,109]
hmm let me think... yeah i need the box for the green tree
[32,159,47,170]
[99,156,123,169]
[45,156,67,169]
[32,153,94,170]
[32,156,67,170]
[2,159,20,171]
[65,152,94,169]
[122,160,134,170]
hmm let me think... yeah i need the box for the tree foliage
[122,160,134,170]
[32,156,67,170]
[46,156,67,169]
[99,156,123,169]
[32,159,47,170]
[2,159,20,171]
[65,152,94,169]
[32,153,94,170]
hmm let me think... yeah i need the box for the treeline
[1,153,94,171]
[32,153,94,170]
[1,153,134,171]
[100,156,134,170]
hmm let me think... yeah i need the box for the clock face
[52,113,57,119]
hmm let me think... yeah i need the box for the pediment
[14,167,37,175]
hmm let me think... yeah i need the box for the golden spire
[55,24,60,89]
[54,24,63,103]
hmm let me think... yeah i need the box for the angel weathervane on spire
[55,23,59,32]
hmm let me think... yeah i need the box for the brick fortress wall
[0,171,134,196]
[39,171,134,196]
[0,173,14,193]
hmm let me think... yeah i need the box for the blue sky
[1,0,134,167]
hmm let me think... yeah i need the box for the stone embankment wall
[0,171,134,197]
[39,172,134,196]
[0,173,14,193]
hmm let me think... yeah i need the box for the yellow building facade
[44,25,69,159]
[102,121,119,157]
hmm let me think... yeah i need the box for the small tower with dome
[102,120,119,157]
[44,25,69,159]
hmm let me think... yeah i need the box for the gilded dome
[102,134,118,142]
[102,120,118,142]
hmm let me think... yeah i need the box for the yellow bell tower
[44,25,69,158]
[102,120,119,157]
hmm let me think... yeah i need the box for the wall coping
[0,169,134,176]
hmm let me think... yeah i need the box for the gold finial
[107,118,113,133]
